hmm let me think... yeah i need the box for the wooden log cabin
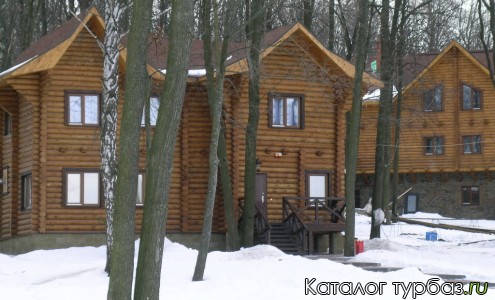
[0,8,381,254]
[357,41,495,219]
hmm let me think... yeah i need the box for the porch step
[257,222,301,254]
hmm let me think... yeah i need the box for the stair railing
[254,203,271,244]
[282,197,309,252]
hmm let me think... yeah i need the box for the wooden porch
[254,197,346,254]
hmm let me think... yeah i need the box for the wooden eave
[0,7,106,82]
[401,40,491,96]
[225,23,383,89]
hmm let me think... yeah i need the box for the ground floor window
[63,169,100,206]
[306,171,331,206]
[461,186,479,206]
[21,173,32,210]
[137,173,145,206]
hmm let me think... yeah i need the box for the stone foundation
[0,232,226,255]
[356,172,495,219]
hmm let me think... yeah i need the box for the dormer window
[462,84,481,110]
[269,94,304,129]
[423,85,442,112]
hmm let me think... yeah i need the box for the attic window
[269,93,304,129]
[423,85,442,112]
[462,84,482,110]
[65,91,100,126]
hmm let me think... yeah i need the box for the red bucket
[355,240,364,255]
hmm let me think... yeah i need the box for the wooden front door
[255,173,267,218]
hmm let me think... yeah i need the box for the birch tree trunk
[133,1,194,298]
[101,0,123,275]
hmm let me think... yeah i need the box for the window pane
[137,174,144,205]
[463,85,471,109]
[473,136,481,153]
[150,97,160,126]
[425,138,433,154]
[83,173,99,205]
[69,96,82,124]
[434,87,442,110]
[463,136,471,153]
[84,95,99,125]
[22,175,32,209]
[434,137,443,154]
[67,174,81,204]
[286,98,299,126]
[473,90,481,109]
[272,98,284,126]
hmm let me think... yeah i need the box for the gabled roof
[2,8,382,89]
[0,6,105,81]
[401,40,491,95]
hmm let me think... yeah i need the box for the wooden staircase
[258,222,301,254]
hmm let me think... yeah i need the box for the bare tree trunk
[193,0,234,280]
[302,0,315,31]
[101,0,123,275]
[107,0,153,298]
[328,0,335,51]
[344,0,369,257]
[133,1,194,298]
[240,0,267,247]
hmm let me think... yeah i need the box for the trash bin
[355,240,364,254]
[425,231,438,241]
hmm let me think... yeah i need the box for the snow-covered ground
[0,212,494,299]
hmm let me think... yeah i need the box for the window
[3,111,11,136]
[141,97,160,126]
[21,173,32,211]
[65,91,100,126]
[2,166,8,195]
[64,170,100,206]
[462,186,479,206]
[269,94,303,128]
[424,136,444,155]
[137,173,145,206]
[462,84,481,110]
[423,85,442,112]
[306,171,331,206]
[462,135,482,154]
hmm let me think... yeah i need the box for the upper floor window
[21,173,32,211]
[424,136,444,155]
[141,97,160,127]
[462,84,481,110]
[64,169,100,206]
[462,186,479,206]
[462,135,482,154]
[3,111,11,136]
[65,91,100,126]
[423,85,442,112]
[269,94,303,129]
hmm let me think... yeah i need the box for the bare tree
[239,0,269,247]
[133,1,194,298]
[107,0,153,298]
[344,0,370,256]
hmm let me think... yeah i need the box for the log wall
[358,46,495,174]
